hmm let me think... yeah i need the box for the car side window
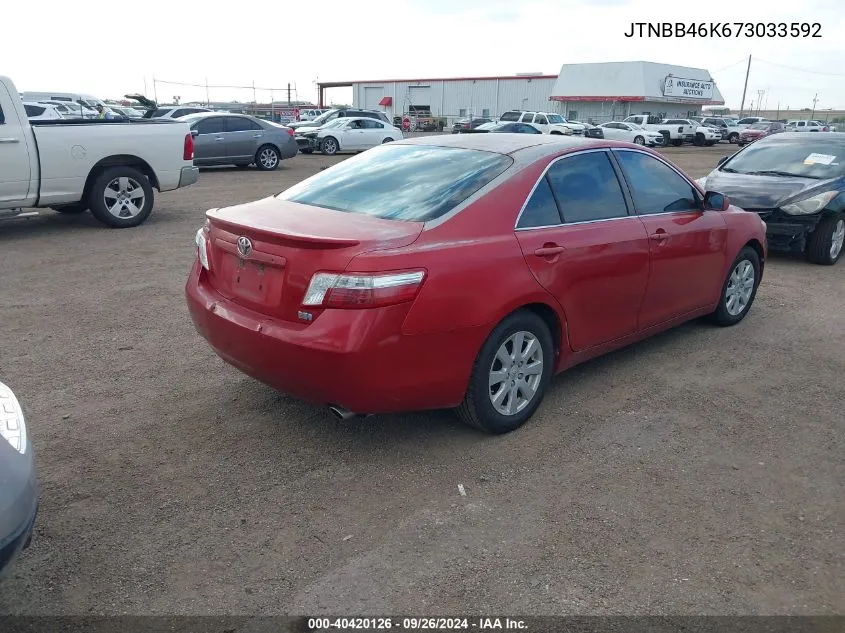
[364,120,384,129]
[520,113,534,123]
[517,177,562,229]
[546,152,629,223]
[225,117,261,132]
[519,124,541,134]
[614,150,699,215]
[535,114,548,125]
[0,104,5,124]
[194,117,225,135]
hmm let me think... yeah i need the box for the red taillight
[286,127,295,137]
[183,133,194,161]
[302,270,426,309]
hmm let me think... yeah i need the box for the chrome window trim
[513,148,632,231]
[611,147,704,216]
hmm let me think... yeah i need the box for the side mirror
[190,129,199,137]
[717,155,729,167]
[703,190,730,211]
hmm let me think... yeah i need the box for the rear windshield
[151,108,173,117]
[722,136,845,179]
[499,112,521,122]
[277,144,513,222]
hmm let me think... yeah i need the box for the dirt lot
[0,143,843,616]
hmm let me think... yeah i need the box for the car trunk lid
[205,196,424,320]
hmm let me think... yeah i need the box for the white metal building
[343,74,558,120]
[549,61,725,124]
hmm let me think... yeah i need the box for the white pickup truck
[0,76,199,228]
[623,115,691,146]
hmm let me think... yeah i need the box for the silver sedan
[181,113,299,171]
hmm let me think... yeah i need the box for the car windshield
[277,144,513,222]
[722,136,845,179]
[312,109,338,124]
[547,114,564,123]
[320,118,347,129]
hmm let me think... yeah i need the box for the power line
[154,78,299,92]
[753,57,845,77]
[711,58,749,74]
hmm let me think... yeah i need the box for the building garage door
[364,87,383,110]
[408,85,431,112]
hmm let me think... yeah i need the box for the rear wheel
[456,310,554,434]
[255,145,280,171]
[633,135,645,145]
[321,136,339,155]
[805,213,845,265]
[705,140,716,146]
[708,246,760,326]
[382,137,394,144]
[88,166,154,228]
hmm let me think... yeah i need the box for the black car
[452,117,492,133]
[488,122,542,134]
[701,133,845,265]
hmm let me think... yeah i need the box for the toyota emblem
[237,236,253,258]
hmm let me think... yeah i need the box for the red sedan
[738,121,786,146]
[186,135,767,434]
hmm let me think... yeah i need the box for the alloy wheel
[103,177,145,219]
[725,260,755,316]
[488,331,544,416]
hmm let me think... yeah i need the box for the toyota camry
[186,135,767,434]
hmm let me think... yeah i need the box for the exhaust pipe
[328,405,358,421]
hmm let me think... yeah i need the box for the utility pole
[152,74,158,103]
[252,80,257,114]
[811,93,819,119]
[205,77,210,107]
[756,90,764,116]
[738,54,751,117]
[776,102,780,120]
[287,83,291,106]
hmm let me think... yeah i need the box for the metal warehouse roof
[551,61,725,105]
[320,75,557,87]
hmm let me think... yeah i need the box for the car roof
[396,132,622,156]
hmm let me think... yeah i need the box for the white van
[20,91,108,118]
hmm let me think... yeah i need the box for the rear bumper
[280,140,299,160]
[185,264,485,414]
[0,498,37,578]
[179,166,199,188]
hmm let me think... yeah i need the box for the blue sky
[3,0,844,109]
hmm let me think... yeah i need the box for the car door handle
[214,137,224,141]
[649,231,669,241]
[534,244,566,257]
[0,137,20,143]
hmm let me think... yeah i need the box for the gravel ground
[0,144,842,616]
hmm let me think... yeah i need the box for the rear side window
[520,113,534,123]
[499,111,521,122]
[24,105,46,117]
[152,108,173,117]
[194,117,225,135]
[278,144,512,222]
[225,117,261,132]
[546,152,629,223]
[614,150,698,214]
[517,178,562,229]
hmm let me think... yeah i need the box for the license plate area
[233,258,270,302]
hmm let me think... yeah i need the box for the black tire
[672,139,683,147]
[88,166,154,228]
[382,137,394,144]
[694,133,704,146]
[805,213,845,265]
[728,132,739,144]
[706,140,716,146]
[255,145,280,171]
[456,310,554,434]
[707,246,761,326]
[633,135,645,145]
[321,136,339,156]
[52,204,87,214]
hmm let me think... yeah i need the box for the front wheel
[694,133,704,146]
[382,137,394,144]
[456,310,554,434]
[321,136,339,155]
[255,145,280,171]
[633,135,645,145]
[728,133,739,144]
[672,139,683,147]
[805,213,844,265]
[708,246,761,326]
[88,166,154,228]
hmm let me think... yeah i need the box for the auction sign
[662,76,714,99]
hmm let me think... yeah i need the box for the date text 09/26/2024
[308,617,527,630]
[624,22,821,37]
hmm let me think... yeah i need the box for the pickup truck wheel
[456,310,553,434]
[805,214,845,265]
[256,145,280,171]
[672,139,683,146]
[88,167,153,228]
[52,204,87,214]
[728,132,739,143]
[708,246,761,326]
